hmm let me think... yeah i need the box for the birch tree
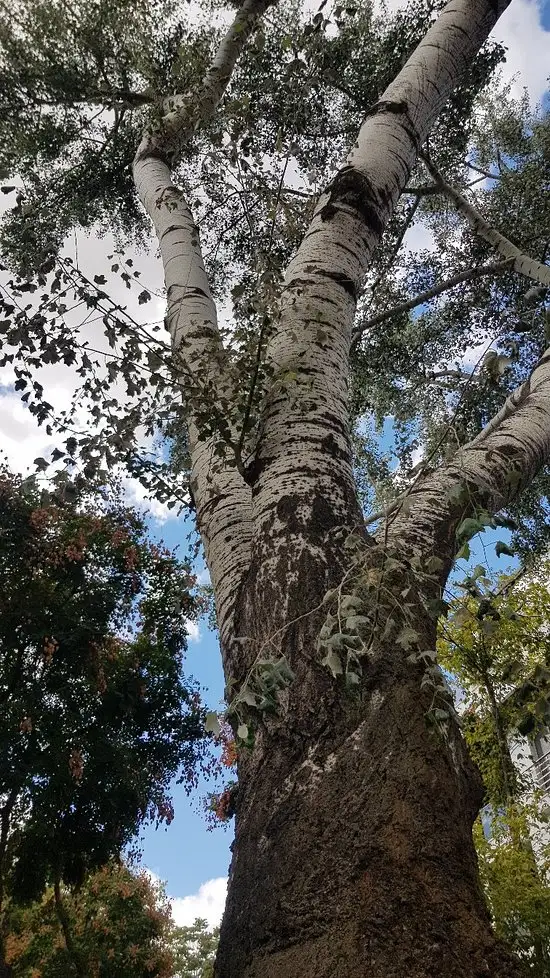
[2,0,550,974]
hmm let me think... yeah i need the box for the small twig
[351,258,513,349]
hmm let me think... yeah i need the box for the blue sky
[140,516,231,905]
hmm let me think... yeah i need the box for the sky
[0,0,549,932]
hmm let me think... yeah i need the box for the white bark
[385,343,550,561]
[423,156,550,288]
[132,0,274,642]
[249,0,513,596]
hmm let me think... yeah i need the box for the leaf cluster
[0,466,205,902]
[4,862,175,978]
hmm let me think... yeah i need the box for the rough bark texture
[131,0,543,975]
[220,616,524,978]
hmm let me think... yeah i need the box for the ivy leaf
[138,290,151,304]
[426,598,449,619]
[239,688,258,708]
[396,626,420,649]
[344,615,370,632]
[93,274,107,285]
[237,723,249,740]
[33,457,49,472]
[495,541,515,559]
[456,542,471,561]
[456,517,484,543]
[322,650,343,677]
[445,483,468,505]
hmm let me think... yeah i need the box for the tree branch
[133,0,274,650]
[421,154,550,288]
[351,258,513,349]
[369,195,420,299]
[54,874,85,978]
[385,342,550,574]
[247,0,513,575]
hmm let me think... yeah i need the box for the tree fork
[129,0,530,973]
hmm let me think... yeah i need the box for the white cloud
[170,877,227,929]
[184,619,201,643]
[0,386,63,474]
[120,473,182,524]
[402,220,436,256]
[491,0,550,104]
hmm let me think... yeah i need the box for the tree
[172,918,219,978]
[475,808,550,977]
[2,0,550,973]
[439,567,550,972]
[3,862,175,978]
[0,467,205,972]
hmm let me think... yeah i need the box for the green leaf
[456,517,484,543]
[237,723,248,740]
[495,541,515,559]
[239,688,258,708]
[396,626,420,649]
[344,615,370,632]
[426,598,449,619]
[322,650,343,677]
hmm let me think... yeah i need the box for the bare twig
[351,258,513,349]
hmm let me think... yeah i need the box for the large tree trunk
[217,546,525,978]
[130,0,545,973]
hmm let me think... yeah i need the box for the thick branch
[248,0,513,584]
[133,0,274,647]
[385,343,550,571]
[133,0,274,385]
[351,258,513,349]
[423,155,550,288]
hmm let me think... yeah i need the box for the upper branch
[422,155,550,288]
[385,345,550,575]
[351,258,513,350]
[248,0,513,549]
[133,0,276,385]
[132,0,275,652]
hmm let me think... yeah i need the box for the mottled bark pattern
[131,0,540,974]
[220,617,524,978]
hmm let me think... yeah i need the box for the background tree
[440,567,550,974]
[172,918,219,978]
[2,0,550,974]
[3,862,175,978]
[0,466,205,973]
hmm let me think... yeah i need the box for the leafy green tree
[4,862,175,978]
[475,808,550,977]
[172,918,219,978]
[3,0,550,974]
[439,568,550,973]
[0,466,205,971]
